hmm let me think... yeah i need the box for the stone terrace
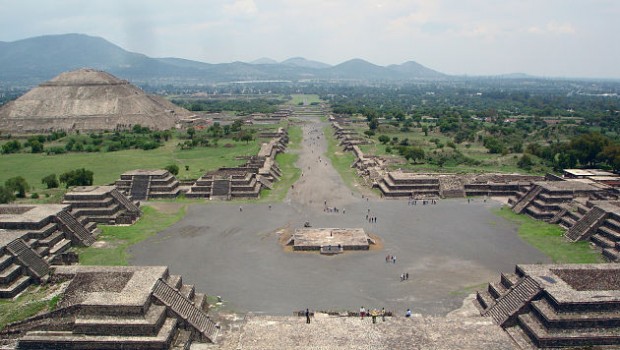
[63,185,141,226]
[510,180,605,221]
[476,264,620,349]
[0,204,96,298]
[115,169,181,201]
[211,298,515,350]
[2,265,217,349]
[288,228,374,253]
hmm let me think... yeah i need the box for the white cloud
[546,21,576,34]
[224,0,258,17]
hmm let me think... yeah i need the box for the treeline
[172,98,282,114]
[1,126,172,155]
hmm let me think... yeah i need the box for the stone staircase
[565,206,608,242]
[130,175,151,200]
[0,252,32,299]
[439,177,465,198]
[481,277,541,327]
[6,239,49,282]
[152,277,218,342]
[210,179,231,200]
[110,188,141,213]
[55,210,96,246]
[593,217,620,261]
[512,186,541,214]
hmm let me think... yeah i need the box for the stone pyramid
[0,69,192,134]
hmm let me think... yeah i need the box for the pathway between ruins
[286,118,361,212]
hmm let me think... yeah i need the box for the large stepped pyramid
[476,264,620,348]
[63,185,141,225]
[116,170,181,201]
[0,68,192,134]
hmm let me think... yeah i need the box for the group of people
[400,272,409,281]
[359,306,387,324]
[408,198,437,205]
[385,254,396,264]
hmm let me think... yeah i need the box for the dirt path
[286,118,358,213]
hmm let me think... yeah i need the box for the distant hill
[281,57,331,69]
[250,57,278,65]
[0,33,447,86]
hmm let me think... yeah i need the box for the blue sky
[1,0,618,78]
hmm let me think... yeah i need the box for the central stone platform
[288,228,375,253]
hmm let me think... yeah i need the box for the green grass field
[287,94,321,105]
[77,205,187,266]
[493,207,604,263]
[0,285,60,330]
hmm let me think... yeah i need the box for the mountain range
[0,34,446,86]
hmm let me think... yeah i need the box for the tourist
[392,256,396,264]
[381,307,386,322]
[400,273,404,281]
[406,272,409,280]
[360,306,366,319]
[406,309,411,318]
[305,308,311,324]
[371,309,378,324]
[239,206,242,212]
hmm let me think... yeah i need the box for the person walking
[406,309,412,318]
[305,308,311,324]
[381,307,386,322]
[360,306,366,320]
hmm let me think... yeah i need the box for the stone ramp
[565,206,608,242]
[6,239,49,281]
[482,276,541,327]
[55,210,96,246]
[152,278,218,342]
[512,186,541,214]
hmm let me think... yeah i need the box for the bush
[59,168,94,188]
[46,146,66,155]
[1,140,22,154]
[0,186,16,203]
[31,193,39,199]
[41,174,59,189]
[517,154,534,170]
[5,176,29,198]
[165,164,179,175]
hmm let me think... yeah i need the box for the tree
[378,135,390,145]
[41,174,59,189]
[0,186,15,204]
[29,140,44,153]
[240,133,253,144]
[187,127,196,140]
[405,147,425,163]
[368,118,379,130]
[483,137,505,154]
[517,154,534,170]
[165,164,179,175]
[5,176,29,198]
[59,168,94,188]
[421,126,429,136]
[1,140,21,154]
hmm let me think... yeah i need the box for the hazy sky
[1,0,619,78]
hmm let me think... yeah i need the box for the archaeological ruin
[287,228,376,254]
[63,185,141,226]
[476,263,620,348]
[1,265,217,349]
[115,170,182,201]
[0,69,193,134]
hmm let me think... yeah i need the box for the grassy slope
[323,125,357,190]
[493,207,604,264]
[0,137,261,189]
[287,94,321,105]
[0,285,59,330]
[77,205,186,266]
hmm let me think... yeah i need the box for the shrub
[165,164,179,175]
[41,174,59,189]
[59,168,94,188]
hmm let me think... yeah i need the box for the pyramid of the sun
[0,68,192,134]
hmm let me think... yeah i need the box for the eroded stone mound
[0,68,192,133]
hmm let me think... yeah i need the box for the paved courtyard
[130,118,550,317]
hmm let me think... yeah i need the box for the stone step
[0,263,22,284]
[192,293,207,312]
[180,284,195,300]
[48,239,72,256]
[518,312,620,348]
[488,281,507,299]
[35,246,50,258]
[6,239,49,280]
[37,230,64,248]
[505,325,538,350]
[605,218,620,231]
[73,304,167,336]
[591,233,616,249]
[501,273,519,289]
[0,275,31,298]
[0,254,13,271]
[531,298,620,328]
[598,225,620,241]
[476,290,495,310]
[603,248,620,262]
[27,223,58,239]
[18,317,178,350]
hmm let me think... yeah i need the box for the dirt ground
[130,118,550,316]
